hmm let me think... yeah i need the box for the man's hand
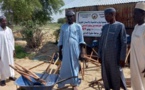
[98,58,102,64]
[59,52,62,61]
[79,52,86,61]
[142,69,145,73]
[59,45,63,61]
[142,69,145,77]
[120,60,125,67]
[79,44,86,61]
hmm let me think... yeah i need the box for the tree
[0,0,42,23]
[40,0,64,14]
[0,0,64,24]
[33,0,64,24]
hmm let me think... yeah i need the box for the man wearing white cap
[0,16,16,86]
[58,10,85,90]
[131,2,145,90]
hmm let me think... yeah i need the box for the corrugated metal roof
[60,0,145,9]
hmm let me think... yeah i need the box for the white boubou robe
[0,26,15,80]
[131,23,145,90]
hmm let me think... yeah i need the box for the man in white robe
[131,2,145,90]
[0,16,16,86]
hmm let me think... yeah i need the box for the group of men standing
[58,1,145,90]
[0,1,145,90]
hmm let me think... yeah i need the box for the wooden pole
[40,59,53,79]
[29,62,46,70]
[125,48,131,64]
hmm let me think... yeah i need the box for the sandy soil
[0,59,131,90]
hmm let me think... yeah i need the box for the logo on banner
[92,13,98,19]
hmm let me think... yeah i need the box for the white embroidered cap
[135,2,145,11]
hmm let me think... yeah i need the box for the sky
[51,0,74,22]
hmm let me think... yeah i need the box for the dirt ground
[0,29,132,90]
[0,59,131,90]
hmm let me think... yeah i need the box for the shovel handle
[15,63,40,78]
[55,76,78,85]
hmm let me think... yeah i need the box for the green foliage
[0,0,64,24]
[15,45,28,59]
[40,0,64,14]
[32,9,52,25]
[21,20,45,48]
[0,0,42,23]
[57,17,66,24]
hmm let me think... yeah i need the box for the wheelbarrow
[15,73,79,90]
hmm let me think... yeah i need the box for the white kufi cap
[135,2,145,11]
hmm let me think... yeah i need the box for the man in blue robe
[58,10,85,90]
[98,8,127,90]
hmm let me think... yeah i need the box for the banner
[76,11,107,37]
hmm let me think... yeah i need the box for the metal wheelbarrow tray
[15,73,78,90]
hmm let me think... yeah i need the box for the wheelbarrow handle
[55,76,78,85]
